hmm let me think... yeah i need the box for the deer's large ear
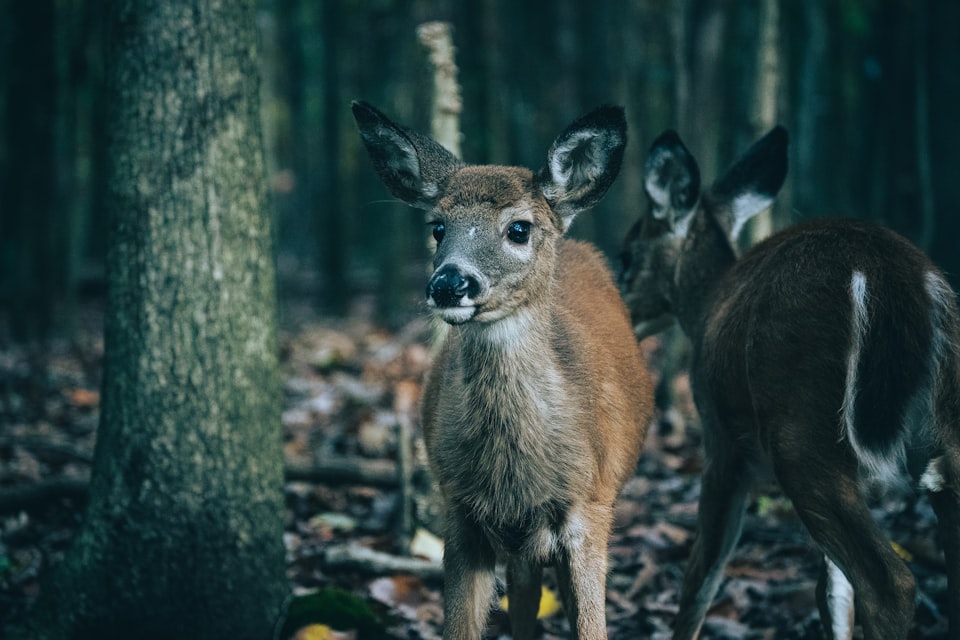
[643,130,701,234]
[537,105,627,230]
[709,126,788,240]
[352,101,462,209]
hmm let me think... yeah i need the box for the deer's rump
[707,218,945,477]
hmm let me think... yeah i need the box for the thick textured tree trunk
[26,2,288,638]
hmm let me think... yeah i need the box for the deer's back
[700,218,955,472]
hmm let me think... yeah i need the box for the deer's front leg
[555,504,611,640]
[507,559,543,640]
[442,507,496,640]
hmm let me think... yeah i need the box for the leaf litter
[0,307,952,638]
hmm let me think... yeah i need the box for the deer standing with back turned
[353,102,653,640]
[619,127,960,639]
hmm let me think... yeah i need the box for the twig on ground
[0,458,401,514]
[323,541,442,580]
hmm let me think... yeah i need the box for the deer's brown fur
[354,102,652,640]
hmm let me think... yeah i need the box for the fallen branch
[285,458,398,488]
[0,436,93,463]
[0,477,89,513]
[0,457,402,514]
[323,542,442,580]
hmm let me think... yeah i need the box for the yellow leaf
[891,541,913,562]
[499,585,563,619]
[293,624,333,640]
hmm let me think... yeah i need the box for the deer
[619,126,960,639]
[352,101,653,640]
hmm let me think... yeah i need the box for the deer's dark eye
[507,221,531,244]
[432,222,445,243]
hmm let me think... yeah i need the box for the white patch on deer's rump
[924,271,955,373]
[912,272,954,493]
[839,272,905,486]
[840,271,869,443]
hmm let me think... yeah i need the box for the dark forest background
[2,0,959,342]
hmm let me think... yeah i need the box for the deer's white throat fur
[440,309,592,552]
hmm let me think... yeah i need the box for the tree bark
[416,21,462,160]
[743,0,782,244]
[25,2,289,638]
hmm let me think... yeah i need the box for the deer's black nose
[427,265,480,308]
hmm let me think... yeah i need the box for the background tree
[0,0,57,343]
[6,0,958,336]
[23,1,289,638]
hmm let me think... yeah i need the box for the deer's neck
[672,210,738,339]
[458,308,564,413]
[438,308,585,535]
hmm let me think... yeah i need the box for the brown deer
[619,127,960,639]
[352,102,653,640]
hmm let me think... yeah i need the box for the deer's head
[619,127,788,339]
[353,101,627,325]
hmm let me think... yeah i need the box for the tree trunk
[792,0,826,221]
[26,2,289,638]
[743,0,782,244]
[319,0,348,315]
[0,0,57,342]
[927,0,960,288]
[417,21,462,160]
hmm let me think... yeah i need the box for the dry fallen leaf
[890,541,913,562]
[292,624,357,640]
[67,387,100,408]
[499,585,562,619]
[409,527,444,563]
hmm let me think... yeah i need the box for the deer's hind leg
[926,452,960,639]
[506,559,542,640]
[772,425,915,640]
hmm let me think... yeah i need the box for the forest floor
[0,299,952,639]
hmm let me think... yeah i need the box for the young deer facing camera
[619,127,960,639]
[353,102,652,640]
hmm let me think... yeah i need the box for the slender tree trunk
[319,0,348,315]
[743,0,782,244]
[927,0,960,288]
[671,0,693,136]
[26,2,289,638]
[793,0,826,221]
[480,0,508,165]
[0,0,56,342]
[913,0,934,252]
[417,21,462,159]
